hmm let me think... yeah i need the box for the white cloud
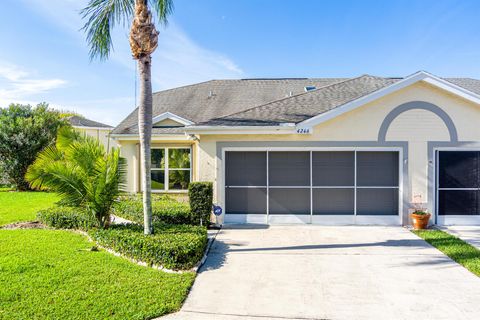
[14,0,245,126]
[20,0,244,90]
[0,62,67,105]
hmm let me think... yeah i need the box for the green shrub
[37,206,97,230]
[89,223,208,270]
[188,182,213,225]
[0,103,67,190]
[112,194,195,225]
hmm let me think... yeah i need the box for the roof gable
[152,112,194,126]
[298,71,480,128]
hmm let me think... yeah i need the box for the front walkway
[163,225,480,320]
[440,226,480,250]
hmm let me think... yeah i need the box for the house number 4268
[296,128,310,134]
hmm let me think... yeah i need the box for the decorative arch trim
[378,101,458,142]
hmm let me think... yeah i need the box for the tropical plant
[25,127,126,228]
[81,0,174,234]
[0,103,66,190]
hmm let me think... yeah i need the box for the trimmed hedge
[37,206,98,230]
[188,182,213,226]
[89,223,208,270]
[112,195,195,225]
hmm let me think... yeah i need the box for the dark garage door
[438,151,480,216]
[225,150,400,220]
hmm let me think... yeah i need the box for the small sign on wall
[296,127,311,134]
[213,205,223,216]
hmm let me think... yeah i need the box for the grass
[413,229,480,276]
[0,190,59,226]
[0,229,195,319]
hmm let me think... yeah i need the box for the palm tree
[26,127,126,228]
[81,0,174,234]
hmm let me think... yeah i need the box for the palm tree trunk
[138,56,153,235]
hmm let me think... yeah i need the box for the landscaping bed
[413,229,480,276]
[89,223,208,270]
[0,229,195,319]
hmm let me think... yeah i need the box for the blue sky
[1,0,480,125]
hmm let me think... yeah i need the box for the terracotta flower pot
[411,213,431,230]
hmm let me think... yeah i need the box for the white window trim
[151,146,192,193]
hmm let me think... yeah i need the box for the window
[151,147,191,191]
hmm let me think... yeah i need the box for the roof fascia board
[297,71,480,128]
[110,134,192,141]
[152,112,194,126]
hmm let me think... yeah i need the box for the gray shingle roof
[112,76,480,134]
[68,116,113,129]
[112,78,346,134]
[202,75,399,126]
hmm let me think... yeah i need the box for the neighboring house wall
[74,127,114,149]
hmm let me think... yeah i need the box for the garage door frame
[222,147,403,225]
[435,148,480,225]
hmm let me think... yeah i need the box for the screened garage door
[225,150,400,224]
[437,151,480,225]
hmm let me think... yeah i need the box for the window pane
[357,152,399,187]
[356,188,398,215]
[438,190,479,216]
[439,151,479,188]
[269,188,310,214]
[226,188,267,214]
[151,149,165,169]
[151,170,165,190]
[169,170,190,190]
[312,152,354,186]
[269,152,310,186]
[313,188,354,215]
[225,152,267,186]
[169,148,191,169]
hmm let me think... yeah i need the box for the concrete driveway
[163,225,480,320]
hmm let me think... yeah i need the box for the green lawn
[0,229,195,319]
[413,229,480,276]
[0,190,59,226]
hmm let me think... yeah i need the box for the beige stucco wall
[75,127,114,149]
[118,81,480,224]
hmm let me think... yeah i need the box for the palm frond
[148,0,174,25]
[80,0,135,60]
[56,126,81,151]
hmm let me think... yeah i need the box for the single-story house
[68,115,114,149]
[111,71,480,226]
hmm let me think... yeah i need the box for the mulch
[1,221,46,229]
